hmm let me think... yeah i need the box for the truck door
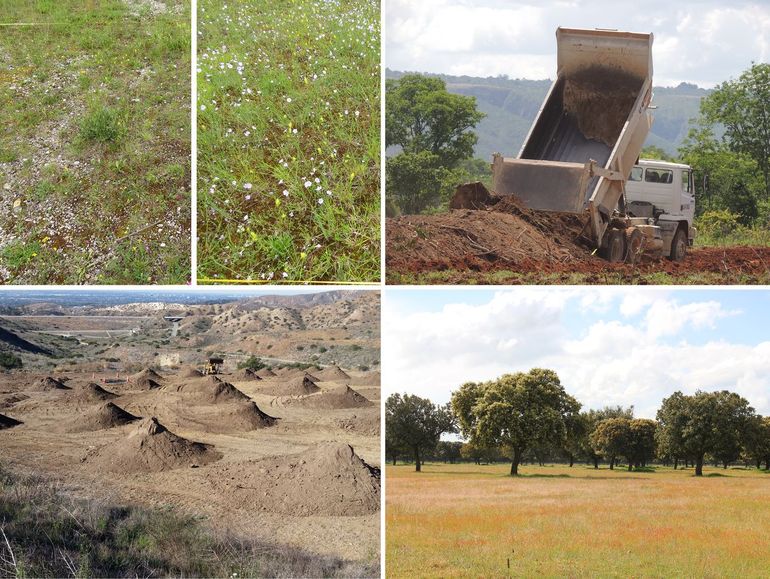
[680,169,695,223]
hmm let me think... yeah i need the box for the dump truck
[492,27,695,262]
[204,357,223,375]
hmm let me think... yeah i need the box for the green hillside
[386,70,710,160]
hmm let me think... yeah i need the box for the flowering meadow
[197,0,380,283]
[0,0,190,284]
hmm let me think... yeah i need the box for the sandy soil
[0,366,380,564]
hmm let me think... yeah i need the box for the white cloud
[386,0,770,87]
[384,290,770,419]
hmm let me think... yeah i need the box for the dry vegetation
[386,463,770,577]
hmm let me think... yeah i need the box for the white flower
[317,198,324,204]
[200,104,206,111]
[282,272,288,278]
[304,181,312,188]
[286,97,292,103]
[283,189,289,196]
[244,183,252,190]
[244,194,251,200]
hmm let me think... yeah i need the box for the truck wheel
[624,227,643,264]
[602,229,626,263]
[669,228,687,261]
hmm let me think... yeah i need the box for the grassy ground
[386,462,770,578]
[197,0,380,283]
[0,461,375,578]
[0,0,190,284]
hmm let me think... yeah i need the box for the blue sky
[383,288,770,418]
[387,0,770,87]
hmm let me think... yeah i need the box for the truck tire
[669,228,687,261]
[624,227,643,264]
[602,229,626,263]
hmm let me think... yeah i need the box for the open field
[197,0,380,283]
[386,462,770,578]
[0,0,191,284]
[0,291,380,575]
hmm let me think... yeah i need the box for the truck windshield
[682,170,691,193]
[644,169,673,184]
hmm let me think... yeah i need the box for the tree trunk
[723,461,728,470]
[392,456,397,466]
[510,448,522,476]
[627,461,633,472]
[695,455,704,477]
[593,457,599,469]
[765,458,769,471]
[674,458,678,470]
[414,446,421,472]
[609,455,615,470]
[569,454,574,467]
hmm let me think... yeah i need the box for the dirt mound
[131,368,163,383]
[180,367,203,378]
[70,383,118,402]
[165,380,250,404]
[63,402,140,433]
[87,417,221,473]
[350,372,380,387]
[0,393,29,409]
[194,401,278,433]
[0,413,22,429]
[237,368,262,381]
[134,376,161,390]
[289,385,372,409]
[315,365,351,381]
[337,412,380,436]
[210,443,380,516]
[255,367,277,378]
[259,375,321,397]
[449,182,495,210]
[563,65,642,147]
[279,368,320,381]
[33,376,71,391]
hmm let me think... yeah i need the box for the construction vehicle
[204,357,223,375]
[492,27,695,262]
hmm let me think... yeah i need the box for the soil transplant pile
[86,417,221,473]
[0,413,22,429]
[209,443,380,517]
[34,376,70,391]
[259,375,321,397]
[289,385,372,409]
[63,402,139,433]
[315,365,351,381]
[165,378,250,404]
[70,383,118,402]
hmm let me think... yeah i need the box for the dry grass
[386,462,770,577]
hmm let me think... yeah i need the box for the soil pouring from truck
[492,27,696,263]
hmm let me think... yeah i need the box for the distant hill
[386,70,710,160]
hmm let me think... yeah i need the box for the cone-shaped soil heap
[71,382,118,402]
[180,367,203,378]
[134,377,161,390]
[34,376,70,391]
[351,371,380,387]
[289,385,372,409]
[130,368,163,388]
[315,365,351,381]
[87,417,221,473]
[0,413,22,429]
[258,375,320,397]
[64,402,140,433]
[212,443,379,516]
[237,368,262,381]
[255,367,277,378]
[166,379,249,404]
[205,401,278,433]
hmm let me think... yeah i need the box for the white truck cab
[625,159,696,260]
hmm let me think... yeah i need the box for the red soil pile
[87,417,221,473]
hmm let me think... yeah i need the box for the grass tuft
[79,105,122,144]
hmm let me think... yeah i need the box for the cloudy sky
[383,288,770,419]
[386,0,770,87]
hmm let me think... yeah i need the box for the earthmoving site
[0,290,380,572]
[386,194,770,284]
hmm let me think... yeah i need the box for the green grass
[197,0,381,283]
[0,0,190,284]
[387,462,770,578]
[0,462,375,578]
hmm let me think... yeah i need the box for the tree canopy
[385,393,456,472]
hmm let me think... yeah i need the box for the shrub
[237,355,266,371]
[0,352,23,369]
[79,105,121,143]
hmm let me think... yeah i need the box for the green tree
[385,393,456,472]
[451,369,581,476]
[237,355,266,371]
[590,417,630,470]
[640,145,677,162]
[581,406,635,468]
[435,440,463,464]
[656,390,755,476]
[386,74,485,214]
[743,415,770,470]
[626,419,657,469]
[700,63,770,198]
